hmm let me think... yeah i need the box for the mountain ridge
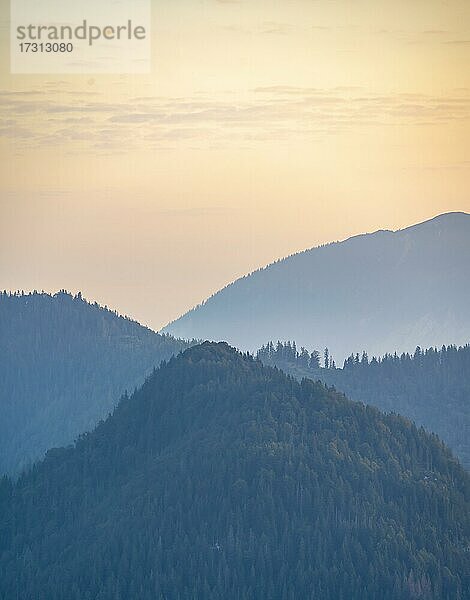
[164,211,470,323]
[163,212,470,361]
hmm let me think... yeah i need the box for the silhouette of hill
[0,291,192,475]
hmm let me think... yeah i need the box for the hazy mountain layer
[0,291,191,475]
[163,212,470,361]
[0,343,468,599]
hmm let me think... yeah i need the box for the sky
[1,0,469,331]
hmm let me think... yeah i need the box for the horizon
[3,209,469,334]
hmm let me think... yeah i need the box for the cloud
[1,86,469,154]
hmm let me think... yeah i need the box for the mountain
[257,341,470,469]
[0,342,468,599]
[0,291,192,475]
[163,212,470,361]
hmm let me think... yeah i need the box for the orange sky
[1,0,469,331]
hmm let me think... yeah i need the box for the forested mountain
[257,341,470,469]
[0,342,468,599]
[0,291,192,475]
[163,212,470,361]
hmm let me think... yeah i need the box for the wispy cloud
[444,39,470,45]
[1,86,469,154]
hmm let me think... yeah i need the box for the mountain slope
[163,212,470,360]
[0,291,192,475]
[0,342,468,599]
[257,341,470,469]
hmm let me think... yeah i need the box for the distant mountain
[0,291,192,475]
[163,212,470,361]
[257,341,470,469]
[0,342,468,599]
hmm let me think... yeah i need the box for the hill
[0,291,191,475]
[257,341,470,469]
[163,212,470,361]
[0,342,468,599]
